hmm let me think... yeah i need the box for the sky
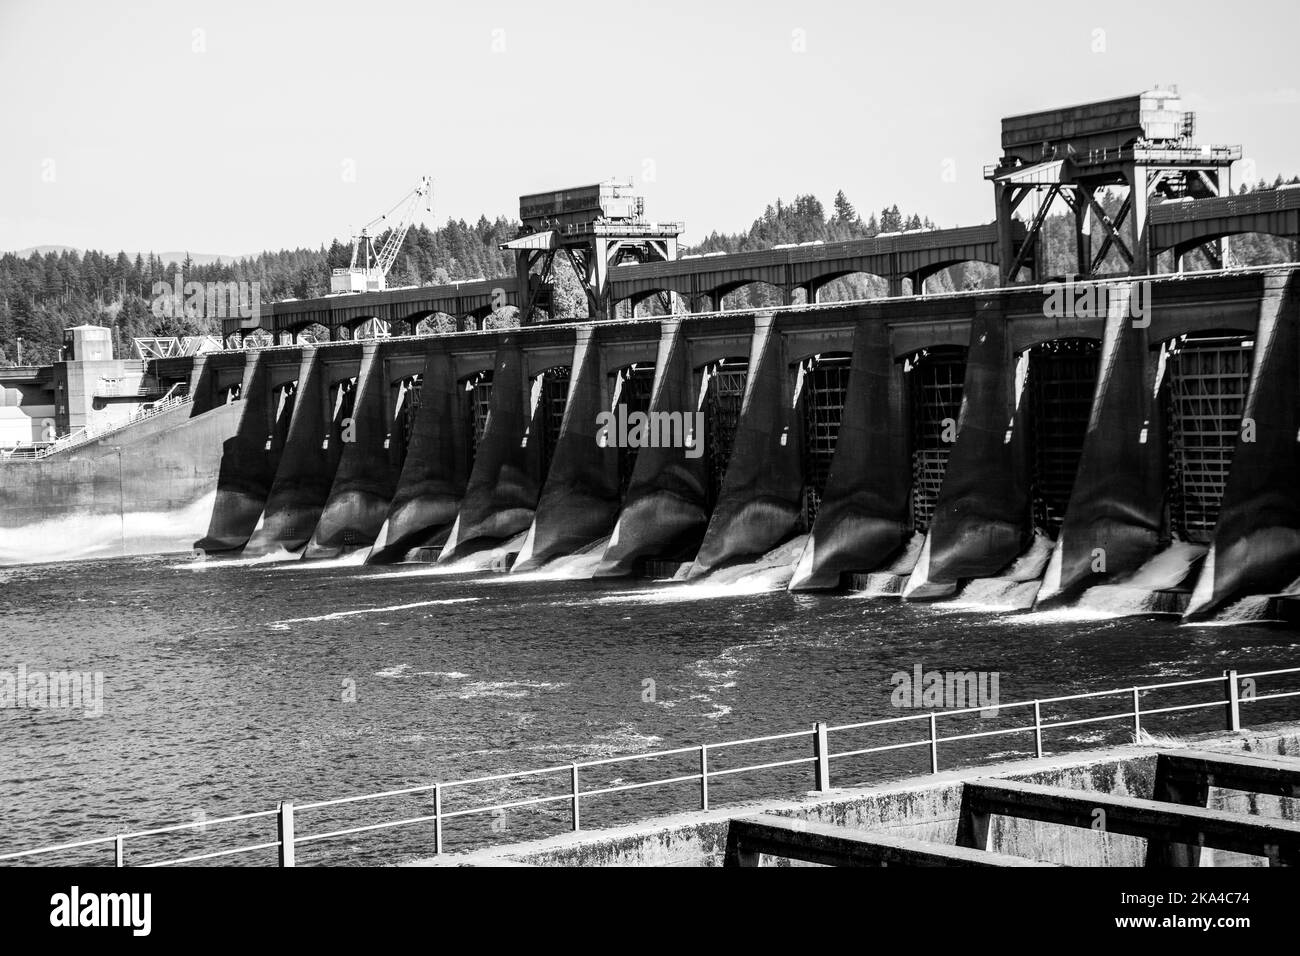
[2,0,1298,256]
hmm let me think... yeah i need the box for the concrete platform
[405,722,1300,867]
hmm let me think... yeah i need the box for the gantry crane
[330,176,432,294]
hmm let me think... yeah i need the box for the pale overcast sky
[2,0,1297,255]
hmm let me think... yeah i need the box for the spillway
[4,269,1299,624]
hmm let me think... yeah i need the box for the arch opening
[414,312,459,336]
[350,317,390,340]
[717,279,787,311]
[809,272,890,303]
[295,323,331,344]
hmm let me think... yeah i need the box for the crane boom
[331,176,433,294]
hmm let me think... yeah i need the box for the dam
[2,90,1300,630]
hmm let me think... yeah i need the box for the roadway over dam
[221,186,1300,346]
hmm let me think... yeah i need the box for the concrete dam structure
[3,90,1300,624]
[2,268,1299,625]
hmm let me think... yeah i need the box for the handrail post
[433,784,443,855]
[813,722,831,792]
[114,835,124,868]
[1033,700,1043,758]
[1224,669,1241,731]
[570,764,580,832]
[928,713,939,773]
[699,746,709,811]
[277,800,295,867]
[1132,687,1142,739]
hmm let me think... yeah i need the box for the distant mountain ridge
[10,246,243,266]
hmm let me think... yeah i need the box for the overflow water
[2,552,1298,866]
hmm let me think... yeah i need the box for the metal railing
[0,390,191,462]
[3,665,1296,867]
[985,145,1244,178]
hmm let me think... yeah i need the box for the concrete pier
[689,313,802,578]
[790,321,911,591]
[305,342,402,558]
[594,321,709,576]
[368,349,472,563]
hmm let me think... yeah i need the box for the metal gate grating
[704,359,748,510]
[800,353,852,529]
[909,348,966,533]
[1166,333,1253,543]
[1029,339,1100,536]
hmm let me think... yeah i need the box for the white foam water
[434,531,529,574]
[502,536,612,583]
[1,491,219,566]
[270,548,372,571]
[942,579,1044,612]
[940,530,1054,611]
[176,545,300,570]
[1186,594,1279,627]
[267,596,479,628]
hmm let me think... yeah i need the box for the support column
[1186,274,1300,618]
[902,300,1032,598]
[186,354,216,414]
[594,321,707,577]
[196,350,283,552]
[1074,187,1093,278]
[515,328,621,571]
[438,336,545,562]
[1036,289,1165,606]
[687,313,801,578]
[303,341,399,558]
[995,183,1018,285]
[789,320,910,590]
[1128,165,1151,275]
[243,346,359,556]
[368,349,468,562]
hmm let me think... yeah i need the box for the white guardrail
[2,666,1297,867]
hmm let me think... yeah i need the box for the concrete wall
[413,724,1300,867]
[0,399,241,564]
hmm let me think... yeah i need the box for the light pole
[15,336,22,366]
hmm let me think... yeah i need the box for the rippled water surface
[2,554,1298,865]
